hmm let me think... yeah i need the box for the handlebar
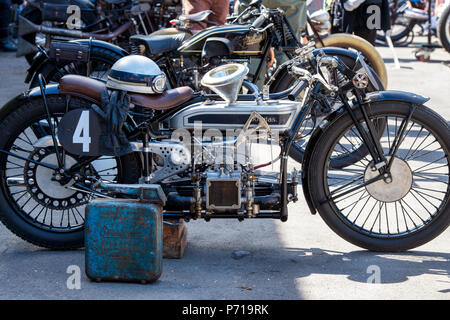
[287,80,308,101]
[250,12,266,29]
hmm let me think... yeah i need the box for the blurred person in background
[182,0,230,30]
[330,0,391,45]
[234,0,308,40]
[0,0,18,51]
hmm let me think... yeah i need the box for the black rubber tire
[376,19,416,43]
[272,55,385,166]
[0,95,140,249]
[308,102,450,251]
[438,4,450,53]
[29,46,122,88]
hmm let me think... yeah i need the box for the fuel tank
[177,24,266,57]
[168,99,300,132]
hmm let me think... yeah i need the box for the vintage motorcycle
[24,1,388,92]
[17,0,182,64]
[0,45,448,252]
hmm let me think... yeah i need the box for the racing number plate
[57,109,102,156]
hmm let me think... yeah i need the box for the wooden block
[163,219,188,259]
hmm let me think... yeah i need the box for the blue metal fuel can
[85,184,166,284]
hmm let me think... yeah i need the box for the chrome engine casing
[130,140,190,183]
[168,100,300,132]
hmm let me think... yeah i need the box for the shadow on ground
[1,235,449,299]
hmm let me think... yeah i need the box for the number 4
[73,110,91,152]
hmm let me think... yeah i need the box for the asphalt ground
[0,37,449,300]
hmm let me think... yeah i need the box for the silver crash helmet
[106,55,167,94]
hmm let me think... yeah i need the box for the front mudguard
[300,90,430,214]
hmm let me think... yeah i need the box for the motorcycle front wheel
[376,18,416,44]
[0,95,140,249]
[307,101,450,251]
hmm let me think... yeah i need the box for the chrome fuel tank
[168,100,300,132]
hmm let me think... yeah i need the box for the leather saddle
[59,75,194,110]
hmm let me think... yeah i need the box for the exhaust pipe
[165,192,280,211]
[18,16,133,41]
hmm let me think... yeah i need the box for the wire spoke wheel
[52,59,112,84]
[0,96,140,248]
[327,115,449,237]
[30,47,121,88]
[3,116,120,232]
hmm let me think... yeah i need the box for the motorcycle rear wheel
[0,95,140,249]
[29,46,121,88]
[308,101,450,251]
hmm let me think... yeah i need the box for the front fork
[340,89,387,169]
[280,86,314,221]
[334,88,417,196]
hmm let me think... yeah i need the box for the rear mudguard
[300,90,430,214]
[25,39,128,86]
[0,84,61,122]
[0,85,146,171]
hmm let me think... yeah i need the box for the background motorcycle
[24,4,386,167]
[376,0,429,44]
[0,50,448,252]
[303,1,388,88]
[17,0,182,64]
[375,0,450,53]
[25,1,387,91]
